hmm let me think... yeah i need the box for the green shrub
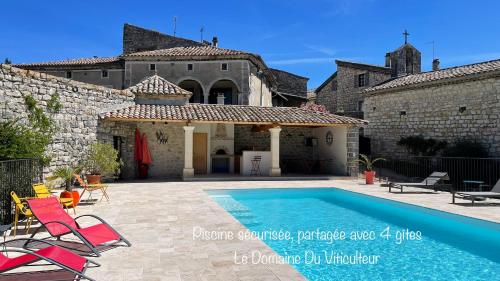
[0,94,60,164]
[81,143,120,176]
[0,121,51,163]
[397,135,447,156]
[442,140,489,158]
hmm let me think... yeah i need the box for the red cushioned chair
[27,197,131,257]
[0,238,99,280]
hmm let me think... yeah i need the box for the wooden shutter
[365,72,370,86]
[354,75,358,88]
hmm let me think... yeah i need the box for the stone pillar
[269,127,282,176]
[183,126,195,178]
[346,127,360,177]
[203,93,209,104]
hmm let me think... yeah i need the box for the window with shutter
[364,72,370,86]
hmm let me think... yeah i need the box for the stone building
[315,42,421,117]
[0,63,365,179]
[15,23,307,108]
[363,59,500,157]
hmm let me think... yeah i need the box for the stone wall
[96,120,136,179]
[315,64,391,115]
[315,76,337,113]
[363,76,500,157]
[123,23,202,55]
[234,125,313,160]
[335,64,390,113]
[0,64,134,173]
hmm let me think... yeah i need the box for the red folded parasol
[141,133,152,165]
[134,128,143,163]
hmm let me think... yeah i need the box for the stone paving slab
[3,178,499,280]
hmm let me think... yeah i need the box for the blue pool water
[208,188,500,281]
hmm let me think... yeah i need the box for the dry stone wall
[0,64,134,173]
[363,76,500,157]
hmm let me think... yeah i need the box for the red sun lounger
[0,238,99,280]
[27,197,131,257]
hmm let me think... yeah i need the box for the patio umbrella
[134,128,143,163]
[141,133,152,165]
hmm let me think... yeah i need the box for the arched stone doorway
[178,80,203,103]
[208,79,239,105]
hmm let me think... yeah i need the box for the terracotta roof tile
[127,75,191,96]
[365,59,500,93]
[124,46,247,58]
[14,57,120,67]
[103,104,366,126]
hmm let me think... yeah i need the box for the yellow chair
[10,191,35,236]
[32,183,76,215]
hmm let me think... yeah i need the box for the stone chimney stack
[217,93,225,105]
[432,58,440,71]
[385,53,391,67]
[212,36,219,47]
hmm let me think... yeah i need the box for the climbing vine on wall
[0,93,62,164]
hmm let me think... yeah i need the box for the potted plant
[82,143,120,184]
[46,166,80,207]
[354,154,385,184]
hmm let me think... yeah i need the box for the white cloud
[267,57,334,65]
[304,44,337,56]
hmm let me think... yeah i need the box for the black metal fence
[374,156,500,192]
[0,159,43,224]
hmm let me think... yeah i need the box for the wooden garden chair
[32,183,76,215]
[74,174,110,202]
[10,192,35,236]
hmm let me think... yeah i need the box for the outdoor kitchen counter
[240,150,271,176]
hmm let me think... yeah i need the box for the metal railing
[374,156,500,192]
[0,159,43,224]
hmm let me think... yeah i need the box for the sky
[2,0,500,89]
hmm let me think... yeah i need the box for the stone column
[269,127,282,176]
[183,126,195,178]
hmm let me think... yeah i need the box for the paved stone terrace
[5,179,500,281]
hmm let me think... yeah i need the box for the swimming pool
[208,188,500,281]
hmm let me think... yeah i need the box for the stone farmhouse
[315,37,500,158]
[16,24,308,108]
[363,59,500,158]
[1,24,366,180]
[315,42,421,117]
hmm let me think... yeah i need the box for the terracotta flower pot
[364,170,376,185]
[60,190,80,208]
[86,174,101,184]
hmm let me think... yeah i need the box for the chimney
[385,53,391,67]
[212,36,219,47]
[432,58,440,71]
[217,93,225,105]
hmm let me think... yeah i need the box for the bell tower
[388,30,421,77]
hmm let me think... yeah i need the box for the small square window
[66,71,72,79]
[102,70,109,78]
[221,63,228,71]
[187,64,193,71]
[149,64,156,71]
